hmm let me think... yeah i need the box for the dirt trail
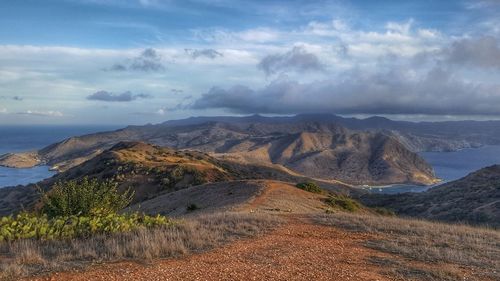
[243,181,326,213]
[27,217,393,281]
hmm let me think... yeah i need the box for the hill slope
[129,180,328,216]
[360,165,500,227]
[0,142,350,216]
[0,118,438,186]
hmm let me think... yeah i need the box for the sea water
[368,145,500,194]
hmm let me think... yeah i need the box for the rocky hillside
[0,117,438,186]
[211,129,436,185]
[0,142,350,216]
[360,165,500,227]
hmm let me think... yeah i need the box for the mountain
[0,118,438,186]
[139,113,500,151]
[0,141,351,216]
[359,165,500,227]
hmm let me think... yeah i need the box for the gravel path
[28,218,392,281]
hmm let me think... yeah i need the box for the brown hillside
[129,180,328,216]
[0,119,438,186]
[360,165,500,227]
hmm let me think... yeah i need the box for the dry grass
[312,212,500,281]
[0,212,281,280]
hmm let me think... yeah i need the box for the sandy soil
[26,217,395,281]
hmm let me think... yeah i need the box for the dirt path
[28,218,393,281]
[243,181,327,213]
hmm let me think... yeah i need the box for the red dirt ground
[27,219,393,281]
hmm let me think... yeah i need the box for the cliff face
[360,165,500,227]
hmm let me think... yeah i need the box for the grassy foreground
[0,212,281,280]
[312,212,500,281]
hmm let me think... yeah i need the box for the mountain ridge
[0,117,439,186]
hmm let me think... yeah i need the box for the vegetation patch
[0,178,170,242]
[0,212,169,242]
[295,182,323,194]
[324,194,361,212]
[186,203,199,212]
[40,177,133,218]
[372,207,396,216]
[0,212,280,280]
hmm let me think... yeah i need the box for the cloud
[0,108,7,114]
[257,46,324,76]
[17,110,64,117]
[87,90,151,102]
[106,48,165,72]
[171,88,184,94]
[385,19,414,35]
[442,36,500,68]
[191,67,500,116]
[237,28,280,42]
[184,48,223,59]
[465,0,500,9]
[109,63,127,71]
[0,96,23,101]
[192,27,280,43]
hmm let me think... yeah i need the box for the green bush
[40,177,134,218]
[325,194,361,212]
[296,182,323,194]
[0,178,171,242]
[186,203,199,211]
[0,211,170,242]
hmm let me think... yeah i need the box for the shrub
[325,194,361,212]
[186,203,199,211]
[40,177,134,218]
[372,207,396,216]
[0,212,170,242]
[296,182,323,194]
[0,179,171,242]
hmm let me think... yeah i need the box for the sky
[0,0,500,125]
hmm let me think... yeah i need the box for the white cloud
[156,107,166,115]
[0,108,7,114]
[385,19,414,35]
[18,110,64,117]
[237,28,281,42]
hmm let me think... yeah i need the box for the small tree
[41,177,134,218]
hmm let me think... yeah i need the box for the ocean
[1,126,500,192]
[0,125,121,188]
[367,145,500,194]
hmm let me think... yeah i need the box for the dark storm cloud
[442,36,500,68]
[106,48,165,72]
[87,90,151,102]
[191,67,500,116]
[191,35,500,116]
[257,46,324,76]
[185,48,223,59]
